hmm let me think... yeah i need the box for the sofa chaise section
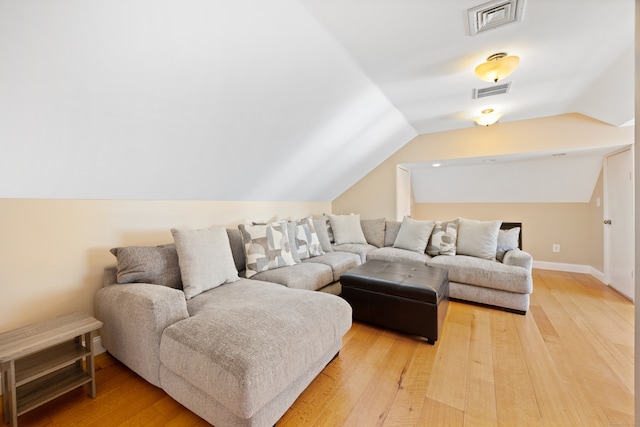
[160,279,351,426]
[96,225,353,427]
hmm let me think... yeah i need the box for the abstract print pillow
[426,220,458,256]
[238,221,297,278]
[292,216,325,260]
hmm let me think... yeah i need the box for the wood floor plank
[278,322,385,426]
[425,319,471,411]
[417,397,464,426]
[382,339,438,426]
[5,269,633,427]
[341,334,418,426]
[491,310,542,427]
[512,306,584,427]
[463,308,497,427]
[531,270,635,423]
[303,329,399,425]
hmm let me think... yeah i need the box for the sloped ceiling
[0,0,634,201]
[408,146,627,203]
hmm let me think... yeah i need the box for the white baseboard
[533,261,607,285]
[0,336,106,397]
[93,335,106,356]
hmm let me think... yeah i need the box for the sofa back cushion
[360,218,386,248]
[226,228,246,273]
[172,226,240,299]
[384,221,401,247]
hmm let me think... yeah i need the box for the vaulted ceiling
[0,0,634,201]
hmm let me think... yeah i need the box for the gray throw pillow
[496,227,521,261]
[456,218,502,260]
[171,226,240,299]
[361,218,386,248]
[393,217,436,253]
[329,214,368,245]
[109,244,182,289]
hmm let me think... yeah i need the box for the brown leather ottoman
[340,260,449,344]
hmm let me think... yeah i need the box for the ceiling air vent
[468,0,526,36]
[473,82,511,99]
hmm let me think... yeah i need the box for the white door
[396,166,411,221]
[605,148,635,301]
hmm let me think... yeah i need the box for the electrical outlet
[552,244,560,253]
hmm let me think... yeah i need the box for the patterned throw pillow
[292,216,325,260]
[238,221,297,278]
[426,220,458,256]
[312,216,334,253]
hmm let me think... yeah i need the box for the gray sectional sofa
[95,214,533,427]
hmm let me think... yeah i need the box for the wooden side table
[0,312,103,427]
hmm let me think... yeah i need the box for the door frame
[396,165,411,221]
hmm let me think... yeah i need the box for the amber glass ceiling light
[475,52,519,83]
[474,108,502,126]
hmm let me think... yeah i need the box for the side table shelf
[0,312,102,427]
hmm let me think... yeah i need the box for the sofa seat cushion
[333,243,377,263]
[302,251,361,282]
[427,255,532,294]
[251,262,333,291]
[366,247,431,265]
[162,280,352,419]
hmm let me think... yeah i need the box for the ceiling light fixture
[475,52,519,82]
[474,108,503,126]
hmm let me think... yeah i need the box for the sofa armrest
[502,249,533,271]
[95,283,189,387]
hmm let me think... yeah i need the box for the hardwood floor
[5,269,634,426]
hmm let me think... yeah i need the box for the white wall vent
[473,82,511,99]
[468,0,526,36]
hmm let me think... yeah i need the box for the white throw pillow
[171,226,240,300]
[328,214,367,245]
[393,217,436,253]
[456,218,502,260]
